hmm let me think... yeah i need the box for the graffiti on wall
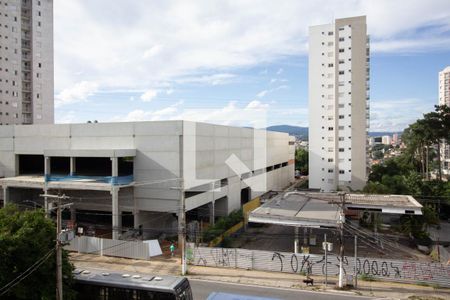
[188,246,450,287]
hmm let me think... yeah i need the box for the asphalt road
[190,279,374,300]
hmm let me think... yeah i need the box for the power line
[0,247,55,296]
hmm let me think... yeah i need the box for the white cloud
[256,85,289,98]
[143,45,163,59]
[369,98,435,131]
[256,90,268,98]
[55,81,98,107]
[140,89,158,102]
[176,73,236,86]
[54,1,450,95]
[246,100,270,110]
[113,100,269,127]
[55,110,78,124]
[115,100,183,122]
[276,68,284,75]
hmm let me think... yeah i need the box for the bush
[203,209,243,242]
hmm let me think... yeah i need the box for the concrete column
[209,200,215,225]
[44,157,51,181]
[294,227,299,254]
[111,187,120,240]
[133,189,140,229]
[70,206,76,222]
[111,157,118,185]
[70,157,76,176]
[2,186,9,207]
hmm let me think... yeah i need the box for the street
[190,279,374,300]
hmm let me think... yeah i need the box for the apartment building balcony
[22,52,31,61]
[21,40,31,50]
[22,115,32,124]
[22,74,32,82]
[21,22,31,31]
[22,85,32,92]
[21,32,31,40]
[22,64,31,72]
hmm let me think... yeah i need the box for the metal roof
[248,191,422,228]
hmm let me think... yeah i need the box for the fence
[65,236,149,260]
[439,245,450,265]
[187,246,450,287]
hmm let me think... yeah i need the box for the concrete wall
[0,121,294,216]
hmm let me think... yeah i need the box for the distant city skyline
[53,1,450,131]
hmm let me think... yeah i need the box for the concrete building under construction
[0,120,295,239]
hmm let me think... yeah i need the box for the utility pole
[177,134,187,276]
[324,233,328,286]
[354,235,358,288]
[40,193,71,300]
[179,178,186,276]
[338,192,346,288]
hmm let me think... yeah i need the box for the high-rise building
[439,66,450,175]
[308,16,369,192]
[0,0,53,125]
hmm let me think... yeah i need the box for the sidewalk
[70,253,450,300]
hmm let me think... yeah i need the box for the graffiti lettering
[188,246,450,287]
[272,252,285,272]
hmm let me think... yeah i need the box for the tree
[295,148,309,175]
[0,205,74,299]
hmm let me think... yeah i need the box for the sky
[53,0,450,132]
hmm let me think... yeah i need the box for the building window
[339,148,344,152]
[339,170,345,174]
[328,158,334,162]
[338,137,344,141]
[328,127,334,131]
[339,71,345,75]
[328,169,334,173]
[339,115,344,119]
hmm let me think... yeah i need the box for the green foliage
[202,209,243,242]
[359,274,376,281]
[295,148,308,175]
[372,150,384,160]
[0,205,74,299]
[399,205,439,243]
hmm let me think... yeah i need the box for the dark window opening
[241,187,251,206]
[220,178,228,187]
[18,154,44,175]
[122,211,133,228]
[266,166,273,172]
[118,157,133,176]
[51,157,70,175]
[184,191,204,198]
[281,162,288,167]
[75,157,111,176]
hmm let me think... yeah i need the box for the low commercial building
[0,121,295,239]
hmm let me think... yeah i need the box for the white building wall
[439,67,450,175]
[0,121,294,214]
[0,0,53,125]
[309,16,369,192]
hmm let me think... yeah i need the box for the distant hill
[266,125,308,137]
[266,125,401,139]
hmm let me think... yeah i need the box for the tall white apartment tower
[308,16,369,192]
[439,66,450,175]
[0,0,53,125]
